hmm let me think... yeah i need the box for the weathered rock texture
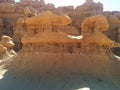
[0,1,118,90]
[81,15,114,47]
[0,35,16,60]
[8,13,120,85]
[0,0,119,51]
[13,18,25,51]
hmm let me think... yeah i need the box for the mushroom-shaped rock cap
[82,15,109,32]
[3,41,15,48]
[26,11,72,26]
[1,35,12,40]
[0,35,15,48]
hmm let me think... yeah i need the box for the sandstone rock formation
[0,35,14,49]
[8,13,120,83]
[0,0,119,51]
[9,12,82,75]
[81,15,114,47]
[70,0,103,31]
[25,11,72,35]
[23,11,75,45]
[0,1,118,89]
[0,35,16,60]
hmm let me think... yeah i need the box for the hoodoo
[9,12,119,79]
[0,0,119,90]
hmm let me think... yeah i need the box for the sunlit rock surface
[0,35,16,60]
[0,0,120,50]
[81,15,114,47]
[0,0,119,90]
[8,13,119,80]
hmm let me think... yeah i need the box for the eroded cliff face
[0,1,119,90]
[6,13,120,82]
[0,2,119,89]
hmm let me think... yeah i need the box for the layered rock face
[8,13,120,80]
[0,1,118,89]
[0,0,118,77]
[0,0,120,51]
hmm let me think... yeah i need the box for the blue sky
[15,0,120,11]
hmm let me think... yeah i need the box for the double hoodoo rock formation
[9,11,119,79]
[0,0,120,51]
[0,0,119,86]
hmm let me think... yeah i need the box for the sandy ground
[0,67,119,90]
